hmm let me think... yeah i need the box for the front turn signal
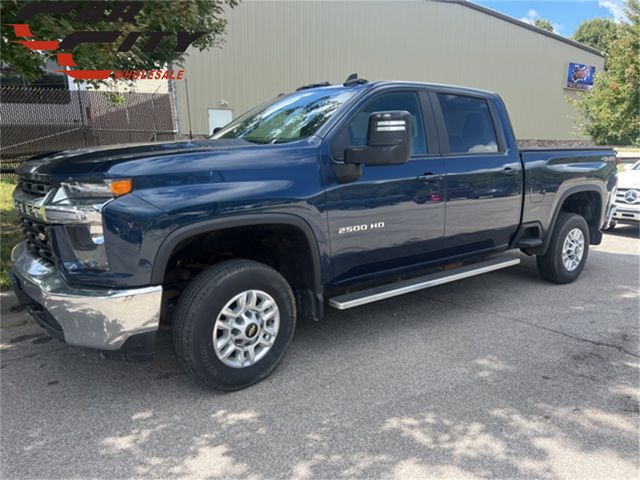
[110,179,133,197]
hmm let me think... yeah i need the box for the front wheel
[173,259,296,391]
[536,212,590,284]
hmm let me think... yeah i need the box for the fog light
[66,224,109,270]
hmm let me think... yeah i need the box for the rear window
[437,94,499,154]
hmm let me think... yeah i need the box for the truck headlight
[61,179,133,199]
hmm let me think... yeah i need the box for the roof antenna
[343,73,368,86]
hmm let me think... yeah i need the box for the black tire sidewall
[179,263,295,390]
[548,214,590,283]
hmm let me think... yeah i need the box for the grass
[1,181,20,290]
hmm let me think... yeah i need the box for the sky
[473,0,629,36]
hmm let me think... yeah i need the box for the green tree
[572,18,622,55]
[0,0,238,84]
[572,0,640,145]
[534,18,554,32]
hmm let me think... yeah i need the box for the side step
[329,256,520,310]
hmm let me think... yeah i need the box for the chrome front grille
[20,217,55,264]
[19,179,54,197]
[615,188,640,205]
[16,176,57,264]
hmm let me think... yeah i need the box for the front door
[325,90,446,288]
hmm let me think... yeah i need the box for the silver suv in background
[609,161,640,229]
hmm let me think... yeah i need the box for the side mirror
[345,111,412,166]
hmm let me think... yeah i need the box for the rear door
[431,91,522,255]
[325,89,446,287]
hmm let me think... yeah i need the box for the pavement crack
[510,319,640,359]
[415,292,640,359]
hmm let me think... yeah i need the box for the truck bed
[519,147,617,243]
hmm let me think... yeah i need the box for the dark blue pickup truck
[10,77,617,390]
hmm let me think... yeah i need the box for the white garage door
[208,109,233,135]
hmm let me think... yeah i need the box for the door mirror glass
[331,91,427,160]
[368,111,412,147]
[344,111,412,166]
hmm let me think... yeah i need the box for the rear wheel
[536,212,589,284]
[173,259,296,390]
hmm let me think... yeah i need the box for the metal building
[175,0,604,142]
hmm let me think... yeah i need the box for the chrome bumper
[10,241,162,351]
[613,208,640,223]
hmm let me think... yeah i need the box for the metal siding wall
[176,0,604,140]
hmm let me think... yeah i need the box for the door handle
[417,173,441,182]
[501,167,516,176]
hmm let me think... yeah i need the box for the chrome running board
[328,256,520,310]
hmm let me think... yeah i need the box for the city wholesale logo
[9,1,205,81]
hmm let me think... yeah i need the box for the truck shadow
[1,248,638,479]
[604,224,640,239]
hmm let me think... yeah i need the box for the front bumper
[10,241,162,356]
[612,206,640,223]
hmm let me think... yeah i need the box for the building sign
[566,63,596,90]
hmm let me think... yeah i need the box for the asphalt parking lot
[1,226,638,480]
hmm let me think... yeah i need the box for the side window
[437,94,499,154]
[333,91,427,159]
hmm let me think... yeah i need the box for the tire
[604,220,617,231]
[173,259,296,391]
[536,212,590,284]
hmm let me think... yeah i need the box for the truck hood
[16,139,251,181]
[617,169,640,189]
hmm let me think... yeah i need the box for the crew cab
[10,77,617,390]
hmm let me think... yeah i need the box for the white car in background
[609,160,640,229]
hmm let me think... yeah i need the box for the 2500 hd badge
[338,222,385,234]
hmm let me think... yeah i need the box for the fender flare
[150,213,323,297]
[538,184,605,255]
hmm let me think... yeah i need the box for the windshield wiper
[241,137,272,144]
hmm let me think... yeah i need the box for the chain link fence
[0,87,177,180]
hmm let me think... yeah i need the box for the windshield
[212,88,356,144]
